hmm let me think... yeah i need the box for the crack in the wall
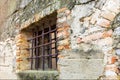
[75,0,96,5]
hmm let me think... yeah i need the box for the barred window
[28,25,58,70]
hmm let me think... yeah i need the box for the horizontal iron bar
[44,47,56,50]
[27,53,58,59]
[28,28,57,41]
[28,40,57,49]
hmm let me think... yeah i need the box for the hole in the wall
[20,11,58,70]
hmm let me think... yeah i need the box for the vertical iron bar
[47,34,50,68]
[55,27,58,68]
[34,32,37,70]
[49,26,52,69]
[34,30,37,69]
[31,29,34,70]
[35,28,39,70]
[42,25,45,70]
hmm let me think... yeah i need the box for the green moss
[17,70,59,80]
[59,0,75,10]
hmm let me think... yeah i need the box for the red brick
[57,45,64,50]
[57,8,67,13]
[108,56,118,64]
[16,52,20,56]
[57,24,70,32]
[101,11,116,21]
[15,34,27,41]
[82,32,103,43]
[34,14,40,22]
[57,27,64,32]
[16,58,23,62]
[64,45,70,49]
[57,30,69,39]
[57,17,67,23]
[102,30,113,38]
[58,38,70,46]
[57,45,70,51]
[58,55,64,59]
[79,30,113,43]
[65,9,71,15]
[96,18,110,27]
[105,64,118,72]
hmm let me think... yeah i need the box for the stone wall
[0,0,120,79]
[57,0,120,79]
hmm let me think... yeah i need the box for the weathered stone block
[58,59,104,79]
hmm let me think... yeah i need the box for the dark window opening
[28,25,58,70]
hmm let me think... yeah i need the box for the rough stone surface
[58,59,104,79]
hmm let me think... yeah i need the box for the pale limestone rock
[116,49,120,55]
[105,70,117,76]
[20,0,32,8]
[114,27,120,36]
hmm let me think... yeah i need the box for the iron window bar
[28,25,58,70]
[27,28,57,41]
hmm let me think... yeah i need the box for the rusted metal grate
[28,25,58,70]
